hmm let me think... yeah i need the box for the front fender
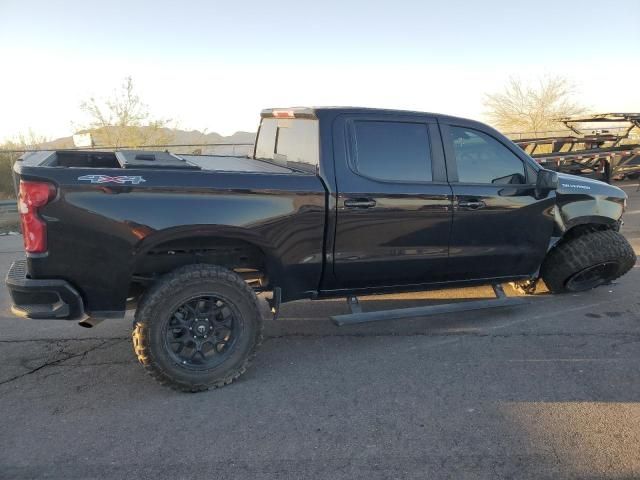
[553,194,624,236]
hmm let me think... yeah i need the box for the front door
[441,122,556,280]
[332,114,453,289]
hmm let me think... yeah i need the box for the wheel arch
[550,212,621,251]
[130,226,285,289]
[561,214,620,234]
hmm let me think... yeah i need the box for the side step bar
[331,284,527,326]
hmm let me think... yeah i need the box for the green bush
[0,153,17,200]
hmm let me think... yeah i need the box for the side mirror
[536,169,559,192]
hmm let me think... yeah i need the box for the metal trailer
[511,113,640,182]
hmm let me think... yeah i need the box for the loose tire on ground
[132,264,263,392]
[541,229,636,294]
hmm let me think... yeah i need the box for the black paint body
[10,108,628,320]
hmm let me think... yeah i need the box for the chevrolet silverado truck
[6,107,636,392]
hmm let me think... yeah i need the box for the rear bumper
[5,259,85,320]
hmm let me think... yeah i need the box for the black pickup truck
[6,107,636,391]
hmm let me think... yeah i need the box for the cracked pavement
[0,182,639,479]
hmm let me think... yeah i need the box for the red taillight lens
[18,180,56,253]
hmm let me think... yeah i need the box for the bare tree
[0,131,50,199]
[484,76,586,135]
[80,76,173,148]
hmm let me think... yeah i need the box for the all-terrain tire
[541,229,636,293]
[132,264,263,392]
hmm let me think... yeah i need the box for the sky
[0,0,639,141]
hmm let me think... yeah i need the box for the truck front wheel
[541,229,636,293]
[132,264,263,392]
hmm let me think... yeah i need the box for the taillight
[18,180,56,254]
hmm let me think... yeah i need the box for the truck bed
[13,146,327,315]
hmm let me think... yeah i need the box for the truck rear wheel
[541,229,636,293]
[132,264,263,392]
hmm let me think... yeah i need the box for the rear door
[332,114,453,289]
[441,121,555,280]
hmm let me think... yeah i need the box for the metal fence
[0,143,255,156]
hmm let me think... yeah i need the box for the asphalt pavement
[1,182,639,479]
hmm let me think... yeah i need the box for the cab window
[450,127,526,184]
[255,118,319,173]
[352,121,432,182]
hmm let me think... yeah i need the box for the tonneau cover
[181,155,294,173]
[115,150,199,170]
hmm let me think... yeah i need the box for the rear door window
[351,121,432,182]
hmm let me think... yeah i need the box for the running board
[331,284,527,326]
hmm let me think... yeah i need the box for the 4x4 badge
[78,175,146,185]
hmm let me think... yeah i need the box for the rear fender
[131,225,285,285]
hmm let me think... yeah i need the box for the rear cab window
[254,118,320,174]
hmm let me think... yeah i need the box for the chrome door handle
[458,200,486,210]
[344,198,377,209]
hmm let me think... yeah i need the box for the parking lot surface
[1,182,639,479]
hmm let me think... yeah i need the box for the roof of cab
[260,106,477,125]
